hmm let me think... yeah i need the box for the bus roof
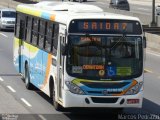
[16,1,140,24]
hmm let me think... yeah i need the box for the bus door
[57,25,66,100]
[18,19,26,73]
[57,35,65,100]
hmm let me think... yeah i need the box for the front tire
[51,82,63,111]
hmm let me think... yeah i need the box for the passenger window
[52,23,59,53]
[38,20,46,48]
[15,13,21,38]
[19,20,26,40]
[45,22,53,52]
[39,34,45,48]
[32,18,39,45]
[26,16,32,43]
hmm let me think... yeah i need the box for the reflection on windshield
[2,11,16,18]
[67,35,143,80]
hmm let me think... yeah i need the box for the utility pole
[8,0,9,8]
[151,0,157,26]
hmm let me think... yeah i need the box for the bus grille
[88,91,122,95]
[91,97,118,103]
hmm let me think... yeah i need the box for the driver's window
[110,37,132,58]
[111,44,131,58]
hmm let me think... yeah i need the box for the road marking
[137,8,150,11]
[0,77,4,81]
[38,115,47,120]
[147,51,160,57]
[0,33,8,38]
[21,98,32,107]
[7,86,16,92]
[144,69,153,73]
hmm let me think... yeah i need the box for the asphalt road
[0,29,160,120]
[84,0,153,15]
[42,0,155,15]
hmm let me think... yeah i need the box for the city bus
[13,1,146,111]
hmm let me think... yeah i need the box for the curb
[145,33,160,53]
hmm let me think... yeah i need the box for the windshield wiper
[110,34,127,50]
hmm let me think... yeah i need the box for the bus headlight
[125,82,143,95]
[65,81,85,95]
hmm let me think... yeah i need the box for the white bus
[14,1,146,111]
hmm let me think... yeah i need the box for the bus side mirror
[61,44,68,56]
[143,36,147,48]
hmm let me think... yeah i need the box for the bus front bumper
[61,90,143,108]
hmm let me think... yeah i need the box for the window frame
[15,12,60,55]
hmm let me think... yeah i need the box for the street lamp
[151,0,157,26]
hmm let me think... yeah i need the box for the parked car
[0,8,16,30]
[156,5,160,15]
[109,0,130,11]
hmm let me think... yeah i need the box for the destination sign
[69,19,142,35]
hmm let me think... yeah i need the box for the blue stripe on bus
[41,12,51,20]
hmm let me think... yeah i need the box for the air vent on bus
[91,97,119,103]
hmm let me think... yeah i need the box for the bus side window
[24,16,27,41]
[38,20,46,49]
[26,16,32,43]
[45,22,53,52]
[15,13,20,38]
[52,23,59,55]
[31,17,39,46]
[20,15,27,41]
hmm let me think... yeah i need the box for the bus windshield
[66,35,143,80]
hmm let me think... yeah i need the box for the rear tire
[24,64,32,89]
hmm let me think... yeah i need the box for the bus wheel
[24,64,32,89]
[52,84,63,111]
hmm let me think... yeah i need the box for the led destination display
[69,19,142,34]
